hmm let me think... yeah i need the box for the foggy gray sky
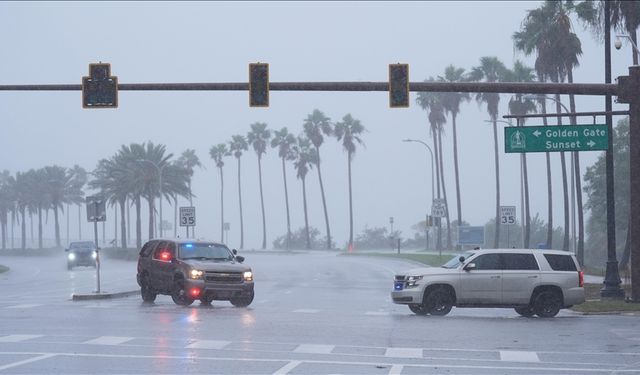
[0,1,633,249]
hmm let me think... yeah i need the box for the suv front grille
[395,275,406,281]
[205,272,243,283]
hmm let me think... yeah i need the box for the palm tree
[469,57,508,248]
[438,66,471,250]
[229,135,248,249]
[334,114,365,251]
[292,137,317,250]
[303,109,334,249]
[210,143,229,243]
[43,165,83,248]
[68,165,87,241]
[247,122,271,249]
[416,84,450,251]
[14,171,32,249]
[177,149,202,237]
[506,61,537,248]
[270,128,297,250]
[0,171,15,249]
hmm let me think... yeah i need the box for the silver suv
[391,249,585,318]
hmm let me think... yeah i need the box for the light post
[136,159,166,238]
[403,139,435,250]
[615,34,640,62]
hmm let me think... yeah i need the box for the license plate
[394,282,404,291]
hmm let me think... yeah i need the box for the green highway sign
[504,124,609,153]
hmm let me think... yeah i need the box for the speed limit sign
[179,206,196,227]
[500,206,516,225]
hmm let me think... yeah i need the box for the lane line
[385,348,423,358]
[0,354,56,371]
[5,304,42,309]
[294,344,334,354]
[272,360,302,375]
[292,309,319,313]
[0,335,42,343]
[389,364,403,375]
[83,336,134,345]
[500,351,540,363]
[186,340,231,349]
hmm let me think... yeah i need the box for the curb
[72,290,140,301]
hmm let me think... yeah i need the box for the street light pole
[403,139,435,251]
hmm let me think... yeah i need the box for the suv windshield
[69,242,95,250]
[177,243,233,261]
[441,251,475,269]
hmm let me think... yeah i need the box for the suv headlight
[406,275,423,288]
[91,251,97,259]
[189,269,204,280]
[243,271,253,282]
[67,253,76,261]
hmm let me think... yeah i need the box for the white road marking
[293,309,319,313]
[185,340,231,349]
[5,304,41,309]
[83,336,134,345]
[389,364,403,375]
[0,335,42,343]
[365,311,391,316]
[294,344,334,354]
[0,354,55,371]
[272,360,301,375]
[500,350,540,362]
[385,348,423,358]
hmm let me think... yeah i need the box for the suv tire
[140,276,157,303]
[425,288,453,316]
[409,304,428,315]
[171,280,194,306]
[230,291,254,307]
[533,290,562,318]
[514,306,535,317]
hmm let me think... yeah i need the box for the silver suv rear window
[544,254,577,271]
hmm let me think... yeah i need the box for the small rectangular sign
[457,226,485,246]
[504,124,608,153]
[179,206,196,227]
[500,206,517,226]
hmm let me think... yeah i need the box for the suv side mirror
[235,255,245,263]
[464,263,476,271]
[458,256,465,263]
[65,248,69,252]
[232,249,238,255]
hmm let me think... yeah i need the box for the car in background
[136,239,254,307]
[65,241,97,270]
[391,248,585,318]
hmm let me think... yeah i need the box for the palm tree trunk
[127,198,131,246]
[114,205,118,247]
[78,204,82,240]
[281,157,291,251]
[135,195,142,249]
[38,206,42,249]
[492,116,501,248]
[173,195,178,238]
[258,156,267,249]
[452,113,462,251]
[315,147,332,249]
[188,180,194,238]
[437,128,452,250]
[567,68,584,264]
[540,99,553,248]
[219,167,224,243]
[302,177,310,250]
[523,151,531,248]
[120,199,127,249]
[30,212,34,246]
[348,151,354,250]
[12,209,16,249]
[147,196,154,240]
[1,212,5,249]
[21,207,26,250]
[54,205,60,248]
[554,95,570,251]
[431,125,442,253]
[237,157,244,249]
[66,203,69,245]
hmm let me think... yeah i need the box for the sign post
[179,207,196,238]
[86,195,106,293]
[504,124,608,153]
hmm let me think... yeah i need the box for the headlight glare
[67,253,76,261]
[189,269,204,279]
[406,275,423,287]
[91,251,97,259]
[243,271,253,281]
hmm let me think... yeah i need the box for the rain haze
[0,1,632,249]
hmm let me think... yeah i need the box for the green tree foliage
[272,226,324,250]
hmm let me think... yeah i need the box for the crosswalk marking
[272,360,301,375]
[0,334,42,343]
[292,309,319,313]
[385,347,423,358]
[5,304,42,309]
[294,344,334,354]
[84,336,134,345]
[185,340,231,349]
[388,364,403,375]
[500,350,540,362]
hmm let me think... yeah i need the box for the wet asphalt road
[0,250,639,374]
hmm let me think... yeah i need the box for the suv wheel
[140,276,157,303]
[230,291,254,307]
[533,290,562,318]
[425,288,453,316]
[200,296,213,305]
[409,304,428,315]
[514,306,535,317]
[171,280,194,306]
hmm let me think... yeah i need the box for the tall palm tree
[334,114,365,251]
[438,66,471,250]
[0,171,15,250]
[14,171,31,250]
[247,122,271,249]
[469,57,508,248]
[68,165,87,241]
[177,149,202,237]
[303,109,334,249]
[229,135,248,249]
[506,61,537,248]
[292,137,317,250]
[416,84,450,251]
[43,165,83,248]
[270,128,297,251]
[210,143,229,243]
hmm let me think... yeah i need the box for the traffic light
[82,63,118,108]
[249,63,269,107]
[389,63,409,108]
